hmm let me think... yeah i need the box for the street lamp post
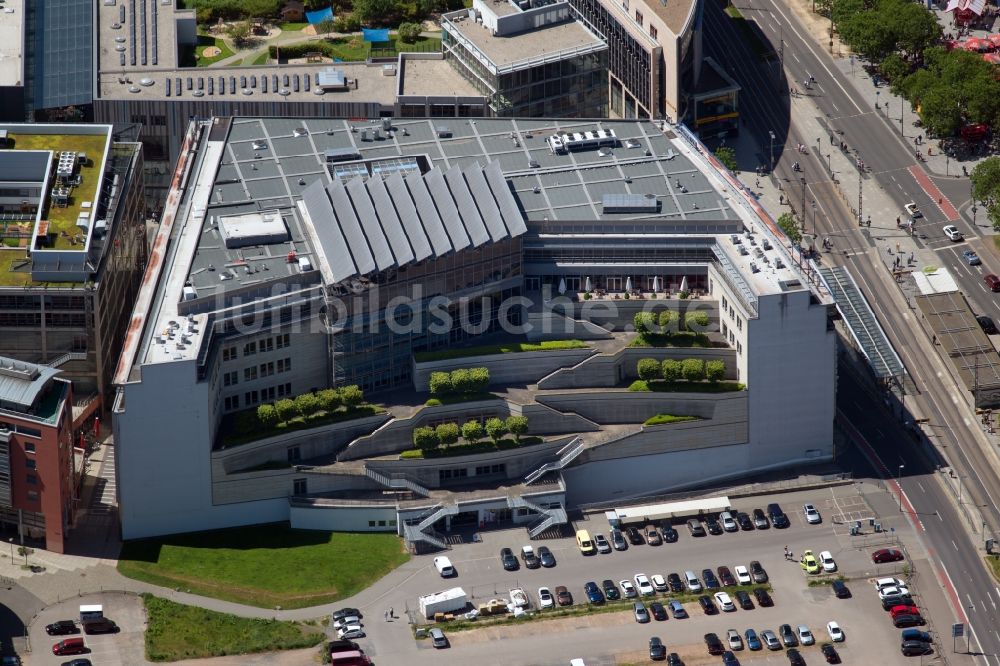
[800,177,807,226]
[897,464,905,511]
[769,130,776,173]
[811,200,817,235]
[900,97,904,136]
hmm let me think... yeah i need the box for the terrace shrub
[505,415,528,443]
[637,358,662,381]
[468,367,490,392]
[294,392,320,416]
[685,311,710,331]
[339,385,364,407]
[413,426,439,450]
[316,388,341,411]
[485,417,507,444]
[275,399,296,423]
[681,358,705,382]
[450,368,472,394]
[429,371,452,395]
[634,311,656,334]
[706,359,726,382]
[436,422,460,447]
[658,309,678,331]
[661,359,682,382]
[257,404,279,428]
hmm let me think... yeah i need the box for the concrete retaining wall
[509,402,600,434]
[411,348,594,391]
[212,469,379,505]
[536,389,747,425]
[525,311,614,341]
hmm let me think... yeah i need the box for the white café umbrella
[584,276,593,292]
[651,276,660,293]
[679,275,688,293]
[625,276,633,293]
[558,277,567,295]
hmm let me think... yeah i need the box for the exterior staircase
[402,503,459,550]
[524,437,584,485]
[365,467,431,497]
[507,494,569,538]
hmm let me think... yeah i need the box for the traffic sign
[953,623,965,638]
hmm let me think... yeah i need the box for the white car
[803,504,821,524]
[619,579,638,598]
[734,565,752,585]
[875,577,906,591]
[944,225,964,241]
[720,511,739,532]
[904,202,922,219]
[819,550,837,572]
[826,621,844,642]
[714,591,735,611]
[651,574,668,592]
[634,573,655,596]
[538,586,554,609]
[797,624,815,645]
[332,616,361,630]
[338,624,365,639]
[878,585,910,599]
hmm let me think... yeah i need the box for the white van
[433,556,455,577]
[684,570,702,592]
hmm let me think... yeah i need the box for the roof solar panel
[262,76,267,93]
[119,52,126,66]
[304,75,310,91]
[484,160,526,236]
[186,77,192,90]
[272,75,278,91]
[444,166,489,247]
[465,165,506,242]
[207,77,213,94]
[175,77,182,96]
[283,74,289,87]
[366,178,414,266]
[230,77,236,94]
[240,76,246,89]
[385,173,432,262]
[165,77,171,96]
[218,76,225,94]
[300,182,357,283]
[197,77,204,90]
[426,169,472,251]
[407,172,452,256]
[151,0,158,64]
[250,75,257,88]
[293,74,299,92]
[346,179,394,271]
[326,181,375,276]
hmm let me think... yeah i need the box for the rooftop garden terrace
[414,339,589,363]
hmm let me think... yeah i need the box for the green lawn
[424,392,499,406]
[119,525,410,609]
[249,51,270,65]
[415,339,588,362]
[218,403,384,449]
[195,34,234,67]
[279,21,311,31]
[400,435,543,459]
[143,594,324,661]
[642,414,699,426]
[629,332,717,348]
[629,379,746,393]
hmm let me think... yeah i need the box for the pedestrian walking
[390,607,394,619]
[384,610,389,621]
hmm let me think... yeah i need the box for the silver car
[633,602,650,623]
[430,627,449,648]
[761,629,781,650]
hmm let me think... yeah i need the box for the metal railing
[528,506,568,537]
[365,467,431,497]
[524,437,584,484]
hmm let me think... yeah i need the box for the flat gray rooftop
[0,0,24,87]
[444,14,605,70]
[97,0,178,71]
[399,57,482,97]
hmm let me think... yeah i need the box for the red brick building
[0,359,76,553]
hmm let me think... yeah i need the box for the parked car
[646,526,663,545]
[882,594,916,611]
[750,561,768,583]
[331,608,362,622]
[583,581,604,604]
[753,588,773,607]
[767,503,790,528]
[735,590,754,610]
[651,574,668,592]
[45,621,78,636]
[802,504,822,524]
[553,585,572,606]
[786,647,806,666]
[650,601,667,621]
[722,651,739,666]
[667,653,683,666]
[879,584,910,600]
[715,591,736,612]
[890,605,921,619]
[734,565,752,585]
[745,628,762,651]
[699,595,718,614]
[761,629,781,650]
[821,642,841,663]
[602,578,620,600]
[797,625,815,645]
[705,516,724,535]
[901,640,933,656]
[893,614,925,628]
[701,569,720,589]
[736,512,754,531]
[620,579,638,598]
[720,511,739,532]
[337,625,365,640]
[779,624,798,647]
[521,545,540,569]
[538,546,556,567]
[727,628,744,650]
[827,621,845,641]
[872,548,905,563]
[429,627,449,649]
[660,525,679,543]
[667,572,684,592]
[901,629,932,643]
[977,315,998,335]
[985,273,1000,292]
[705,633,725,655]
[592,533,612,553]
[626,527,644,545]
[944,225,964,241]
[538,586,555,609]
[831,580,851,598]
[634,602,650,623]
[332,615,361,630]
[874,577,907,592]
[668,599,687,618]
[635,573,655,596]
[718,566,737,587]
[649,636,667,661]
[687,519,706,537]
[610,529,628,550]
[964,249,982,266]
[500,548,518,571]
[800,550,820,574]
[752,508,770,529]
[905,202,922,218]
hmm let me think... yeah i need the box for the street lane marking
[952,539,959,550]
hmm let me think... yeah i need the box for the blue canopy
[305,6,333,23]
[362,27,391,42]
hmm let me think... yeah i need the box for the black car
[831,580,851,599]
[698,595,718,614]
[331,608,362,621]
[767,503,790,528]
[602,578,621,600]
[752,508,770,529]
[821,642,841,663]
[749,560,768,584]
[753,588,774,607]
[736,512,754,530]
[584,581,605,604]
[626,526,645,545]
[882,594,915,610]
[901,640,934,656]
[537,546,556,568]
[649,637,667,660]
[705,516,724,535]
[894,613,925,628]
[667,653,683,666]
[735,590,754,610]
[650,601,668,621]
[667,573,684,593]
[45,620,78,636]
[705,632,725,655]
[500,547,518,570]
[787,648,806,665]
[701,569,720,589]
[661,525,679,543]
[722,651,740,666]
[522,547,540,569]
[978,315,998,335]
[58,660,91,666]
[718,566,737,587]
[901,629,932,643]
[779,624,798,647]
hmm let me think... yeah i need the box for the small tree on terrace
[658,309,678,332]
[295,392,320,416]
[397,22,422,43]
[413,426,439,450]
[706,359,726,383]
[429,371,453,395]
[257,403,279,428]
[339,385,364,407]
[661,358,682,382]
[468,367,490,392]
[633,311,656,334]
[436,422,461,447]
[485,417,507,444]
[685,310,710,332]
[506,415,529,443]
[316,388,341,412]
[462,419,484,444]
[450,368,472,394]
[275,398,296,422]
[637,358,662,381]
[714,145,738,172]
[681,358,706,382]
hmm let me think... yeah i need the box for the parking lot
[27,592,147,666]
[398,485,937,665]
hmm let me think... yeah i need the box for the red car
[871,548,904,563]
[890,605,920,618]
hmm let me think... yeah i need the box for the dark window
[287,446,301,462]
[25,474,37,485]
[293,478,307,495]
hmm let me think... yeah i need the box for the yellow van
[576,529,595,554]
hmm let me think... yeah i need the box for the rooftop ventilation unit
[547,128,617,154]
[436,126,452,138]
[325,147,362,162]
[601,193,659,214]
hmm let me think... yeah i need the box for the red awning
[946,0,986,14]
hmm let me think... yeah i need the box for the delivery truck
[418,587,468,619]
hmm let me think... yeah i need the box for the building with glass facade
[441,0,608,117]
